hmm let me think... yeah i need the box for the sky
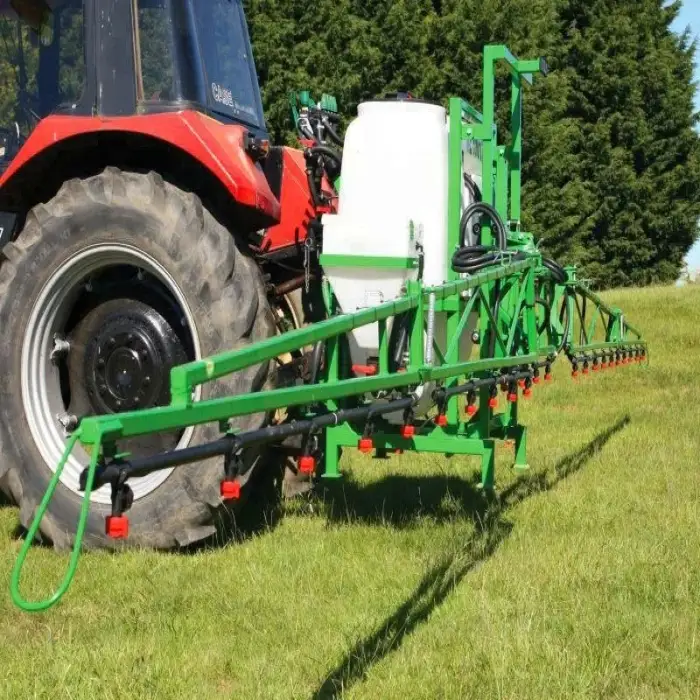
[673,1,700,271]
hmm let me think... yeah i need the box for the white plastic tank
[322,98,450,365]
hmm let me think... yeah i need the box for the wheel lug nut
[50,334,71,365]
[97,358,105,368]
[143,377,151,387]
[98,384,107,394]
[57,413,79,433]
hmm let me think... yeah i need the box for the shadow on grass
[176,453,289,555]
[0,492,12,508]
[8,450,290,553]
[311,414,631,700]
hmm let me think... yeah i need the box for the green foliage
[246,0,700,288]
[524,0,700,287]
[138,7,174,100]
[0,1,698,287]
[0,6,83,136]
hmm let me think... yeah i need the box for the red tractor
[0,0,336,549]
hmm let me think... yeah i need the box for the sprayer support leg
[322,432,342,480]
[513,425,530,472]
[479,440,496,491]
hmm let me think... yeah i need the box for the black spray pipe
[83,397,416,492]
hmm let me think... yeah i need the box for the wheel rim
[21,243,202,505]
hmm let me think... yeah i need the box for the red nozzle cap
[545,373,553,382]
[572,371,579,378]
[488,397,498,409]
[221,480,241,501]
[518,380,526,389]
[533,376,541,384]
[466,404,477,417]
[359,438,374,454]
[592,365,599,372]
[395,449,404,455]
[106,515,129,539]
[352,364,378,376]
[508,392,517,403]
[435,414,448,427]
[401,425,416,439]
[524,388,533,399]
[299,456,316,475]
[583,368,589,375]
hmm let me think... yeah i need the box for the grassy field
[1,284,699,699]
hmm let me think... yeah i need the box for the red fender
[260,146,338,253]
[0,111,281,223]
[260,147,315,252]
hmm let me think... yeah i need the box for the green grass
[2,284,700,699]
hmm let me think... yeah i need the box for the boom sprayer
[9,45,646,612]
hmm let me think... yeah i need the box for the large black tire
[0,167,275,550]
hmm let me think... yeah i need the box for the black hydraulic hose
[452,202,510,275]
[556,290,572,354]
[463,173,482,204]
[306,163,324,208]
[307,145,342,166]
[488,279,502,358]
[390,313,411,371]
[305,145,342,206]
[534,289,571,355]
[542,257,567,284]
[322,117,344,147]
[459,202,507,250]
[535,296,551,335]
[452,246,505,274]
[309,341,324,386]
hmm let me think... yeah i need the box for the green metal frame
[319,254,419,270]
[10,46,646,613]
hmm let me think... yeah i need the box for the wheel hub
[81,302,186,415]
[21,244,202,504]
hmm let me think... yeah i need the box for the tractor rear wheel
[0,167,275,550]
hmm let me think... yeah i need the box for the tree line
[245,0,700,288]
[1,1,698,288]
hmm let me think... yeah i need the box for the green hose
[10,430,100,612]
